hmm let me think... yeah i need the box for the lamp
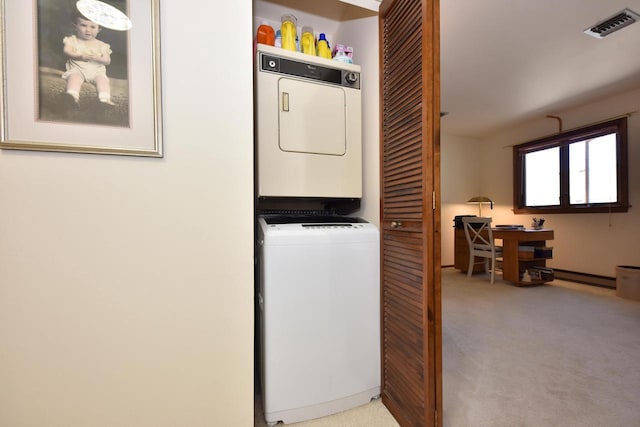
[467,196,494,216]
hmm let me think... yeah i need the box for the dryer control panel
[260,53,360,90]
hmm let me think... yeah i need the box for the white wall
[0,1,255,426]
[442,87,640,277]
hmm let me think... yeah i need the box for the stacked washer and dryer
[254,44,380,425]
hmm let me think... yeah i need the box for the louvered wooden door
[379,0,442,426]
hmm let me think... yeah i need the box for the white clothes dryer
[255,44,362,200]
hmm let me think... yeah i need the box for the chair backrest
[461,217,495,253]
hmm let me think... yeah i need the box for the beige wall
[0,1,255,426]
[336,16,380,225]
[440,133,483,266]
[442,88,640,277]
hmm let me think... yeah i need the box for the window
[513,117,628,214]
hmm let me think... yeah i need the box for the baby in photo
[62,11,114,106]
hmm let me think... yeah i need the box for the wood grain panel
[380,0,441,425]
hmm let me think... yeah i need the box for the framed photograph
[0,0,162,156]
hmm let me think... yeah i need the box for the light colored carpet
[255,268,640,426]
[442,268,640,427]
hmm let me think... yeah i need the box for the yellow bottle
[316,33,331,59]
[281,14,297,51]
[301,26,315,55]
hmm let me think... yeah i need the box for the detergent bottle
[316,33,331,59]
[281,14,297,51]
[256,21,275,46]
[300,26,315,55]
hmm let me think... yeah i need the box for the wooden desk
[455,228,554,286]
[492,229,554,286]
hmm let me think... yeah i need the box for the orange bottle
[257,21,275,46]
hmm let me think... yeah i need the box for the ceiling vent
[584,9,640,39]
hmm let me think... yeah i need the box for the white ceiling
[440,0,640,137]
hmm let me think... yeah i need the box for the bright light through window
[514,117,628,214]
[569,134,617,204]
[525,147,559,206]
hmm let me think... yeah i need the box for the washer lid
[262,216,367,225]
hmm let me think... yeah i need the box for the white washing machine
[255,44,362,200]
[257,216,380,425]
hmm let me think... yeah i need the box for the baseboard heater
[552,269,615,289]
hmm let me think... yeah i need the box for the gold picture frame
[0,0,162,157]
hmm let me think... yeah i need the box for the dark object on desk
[453,215,477,229]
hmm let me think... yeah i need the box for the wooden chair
[461,217,502,284]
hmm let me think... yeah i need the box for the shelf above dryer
[339,0,381,12]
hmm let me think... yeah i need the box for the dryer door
[278,78,346,156]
